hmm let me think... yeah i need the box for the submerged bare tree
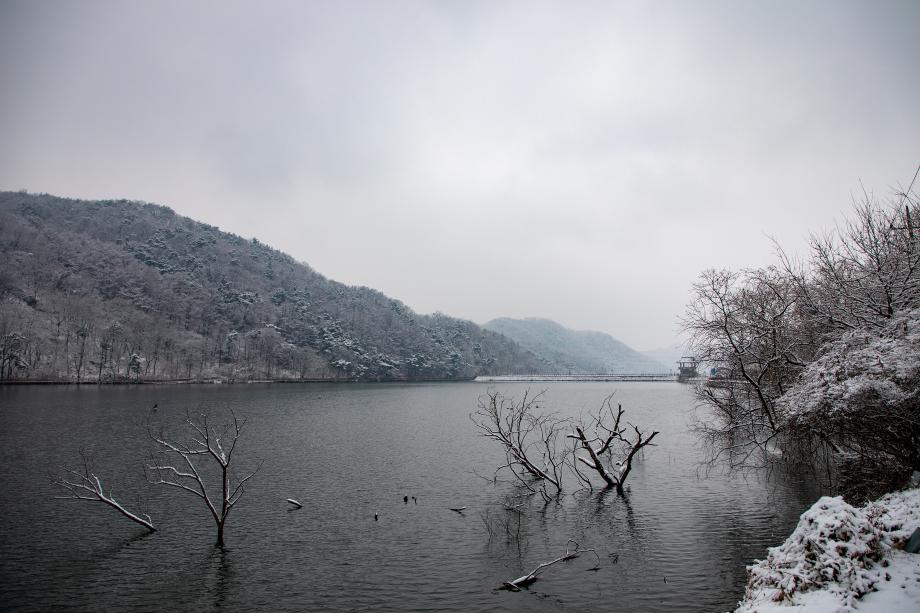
[53,450,156,532]
[471,390,568,497]
[473,390,661,498]
[570,397,659,494]
[145,411,261,547]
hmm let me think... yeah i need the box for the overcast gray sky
[1,0,917,350]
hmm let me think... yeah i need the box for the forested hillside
[0,192,550,382]
[483,317,668,374]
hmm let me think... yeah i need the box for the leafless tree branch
[501,539,601,591]
[471,390,569,495]
[570,397,659,494]
[52,450,155,532]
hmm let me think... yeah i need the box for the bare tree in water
[471,390,568,498]
[473,390,660,497]
[146,411,261,547]
[569,396,659,494]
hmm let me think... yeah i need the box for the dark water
[0,382,819,612]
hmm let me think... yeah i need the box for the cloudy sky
[1,0,917,350]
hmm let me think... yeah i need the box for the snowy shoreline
[735,488,920,612]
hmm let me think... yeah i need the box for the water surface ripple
[0,382,819,612]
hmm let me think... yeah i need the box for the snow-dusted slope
[0,191,547,381]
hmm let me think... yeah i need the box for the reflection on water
[0,382,821,612]
[207,547,233,610]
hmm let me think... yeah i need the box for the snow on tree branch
[52,450,155,533]
[569,396,659,494]
[779,309,920,419]
[145,410,262,547]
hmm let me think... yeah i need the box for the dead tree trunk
[570,397,659,494]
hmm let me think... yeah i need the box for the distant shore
[474,373,678,382]
[2,372,699,386]
[0,376,479,386]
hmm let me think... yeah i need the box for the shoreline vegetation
[0,192,550,385]
[683,182,919,611]
[1,371,687,384]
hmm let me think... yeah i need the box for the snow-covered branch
[52,450,155,533]
[501,539,601,591]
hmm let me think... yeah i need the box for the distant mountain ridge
[0,191,550,382]
[482,317,668,374]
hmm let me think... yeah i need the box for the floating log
[500,540,599,591]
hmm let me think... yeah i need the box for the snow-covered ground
[735,488,920,612]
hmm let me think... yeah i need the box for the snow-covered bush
[737,488,920,612]
[743,496,883,606]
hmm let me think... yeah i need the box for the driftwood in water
[501,539,600,591]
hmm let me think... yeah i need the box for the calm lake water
[0,382,819,612]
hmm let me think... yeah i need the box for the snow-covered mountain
[0,191,549,381]
[483,317,669,374]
